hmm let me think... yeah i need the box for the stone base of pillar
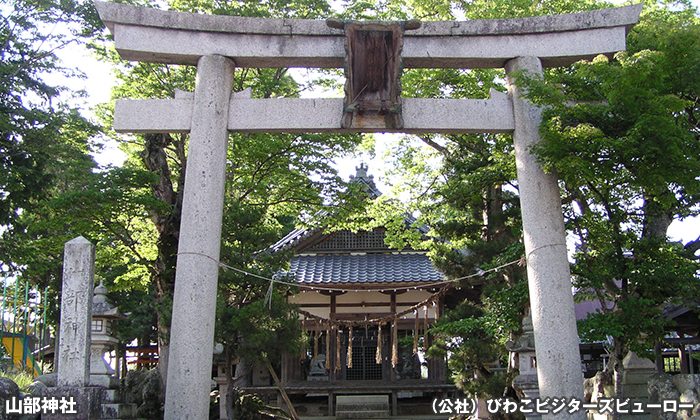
[43,387,106,420]
[89,373,119,389]
[102,401,139,419]
[621,352,657,420]
[513,373,542,420]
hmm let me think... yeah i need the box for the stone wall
[584,371,700,420]
[648,374,700,420]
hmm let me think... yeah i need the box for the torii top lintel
[95,1,641,69]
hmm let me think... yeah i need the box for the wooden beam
[662,337,700,346]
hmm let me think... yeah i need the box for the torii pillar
[506,56,585,406]
[93,3,642,419]
[164,54,235,417]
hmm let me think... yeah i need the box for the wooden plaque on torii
[327,18,421,130]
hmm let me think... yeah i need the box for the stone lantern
[89,281,125,388]
[506,312,541,420]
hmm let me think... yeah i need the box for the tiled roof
[268,225,313,254]
[290,253,445,285]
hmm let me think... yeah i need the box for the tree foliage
[4,0,700,407]
[522,3,700,394]
[0,0,111,328]
[1,0,361,393]
[335,0,599,398]
[338,0,700,400]
[0,0,104,227]
[81,0,366,401]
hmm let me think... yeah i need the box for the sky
[51,2,700,247]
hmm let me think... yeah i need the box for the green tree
[333,0,608,399]
[0,0,96,229]
[216,289,302,419]
[397,130,529,398]
[87,0,362,391]
[0,0,108,326]
[523,3,700,396]
[333,0,695,402]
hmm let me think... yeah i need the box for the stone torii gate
[95,3,641,419]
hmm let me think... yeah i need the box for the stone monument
[57,236,95,388]
[45,237,104,420]
[93,3,642,419]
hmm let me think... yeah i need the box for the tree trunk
[140,133,185,390]
[158,333,170,389]
[226,356,253,420]
[642,193,673,240]
[606,336,626,420]
[236,357,252,388]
